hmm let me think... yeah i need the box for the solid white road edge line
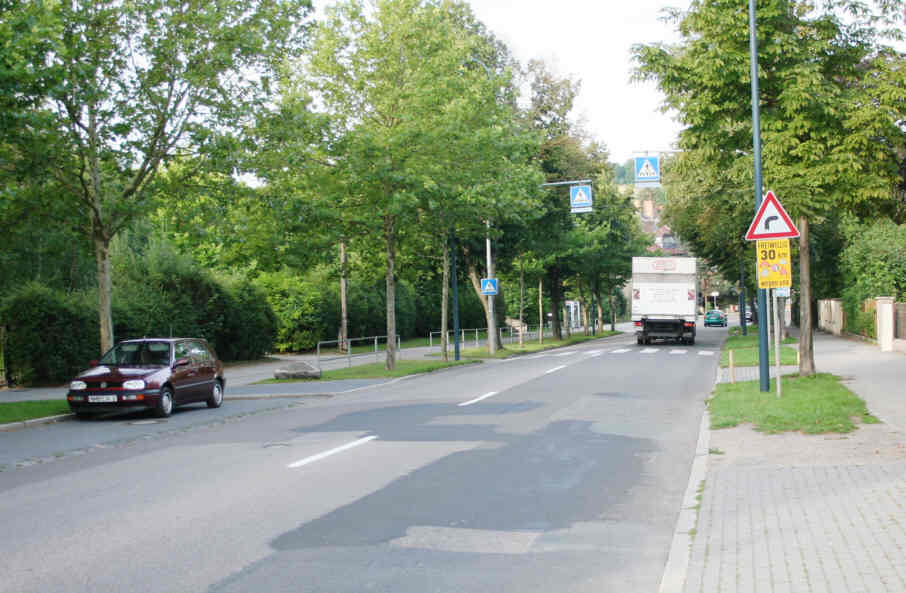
[287,435,378,469]
[545,365,567,374]
[458,391,499,407]
[658,408,711,593]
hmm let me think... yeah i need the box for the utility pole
[749,0,770,392]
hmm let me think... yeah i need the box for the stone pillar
[876,297,895,352]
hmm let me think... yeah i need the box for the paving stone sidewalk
[682,332,906,593]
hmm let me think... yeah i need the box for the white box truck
[631,257,698,345]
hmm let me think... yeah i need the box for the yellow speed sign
[756,239,792,289]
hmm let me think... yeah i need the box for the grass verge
[720,328,798,367]
[259,359,479,382]
[0,400,71,424]
[709,373,879,434]
[450,332,620,359]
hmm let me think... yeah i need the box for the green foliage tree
[2,0,311,355]
[304,0,542,368]
[634,0,906,375]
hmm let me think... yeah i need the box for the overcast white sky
[466,0,691,164]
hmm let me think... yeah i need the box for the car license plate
[88,395,117,403]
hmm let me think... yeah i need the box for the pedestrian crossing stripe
[698,351,715,356]
[610,348,631,354]
[670,349,687,354]
[641,348,658,354]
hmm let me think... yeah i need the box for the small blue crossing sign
[635,156,661,186]
[480,278,498,296]
[570,185,593,213]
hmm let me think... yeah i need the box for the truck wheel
[687,336,695,345]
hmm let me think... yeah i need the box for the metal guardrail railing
[428,325,559,351]
[316,335,401,371]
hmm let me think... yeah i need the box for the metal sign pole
[774,289,782,398]
[749,0,770,392]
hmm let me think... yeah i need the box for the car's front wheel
[207,380,223,409]
[155,387,174,418]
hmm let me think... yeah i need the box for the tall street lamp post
[749,0,770,392]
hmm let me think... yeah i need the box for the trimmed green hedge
[1,245,277,385]
[0,283,99,385]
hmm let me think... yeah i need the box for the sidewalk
[679,331,906,593]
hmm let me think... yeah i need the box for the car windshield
[98,342,171,367]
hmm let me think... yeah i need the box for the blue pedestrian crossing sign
[635,156,661,187]
[570,185,593,213]
[480,278,498,296]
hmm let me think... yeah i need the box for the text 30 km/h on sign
[756,239,792,289]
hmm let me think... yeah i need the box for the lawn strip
[448,331,620,359]
[720,345,798,368]
[0,400,71,424]
[257,359,479,383]
[709,373,879,434]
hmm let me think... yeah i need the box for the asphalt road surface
[0,325,725,593]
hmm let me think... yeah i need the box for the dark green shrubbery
[0,282,99,385]
[840,217,906,338]
[113,241,276,361]
[1,243,277,385]
[254,266,420,352]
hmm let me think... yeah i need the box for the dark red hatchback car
[67,338,225,419]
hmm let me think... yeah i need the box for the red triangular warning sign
[745,191,800,240]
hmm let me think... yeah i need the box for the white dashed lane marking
[287,436,378,469]
[459,391,499,407]
[641,348,658,354]
[698,351,715,356]
[610,348,631,354]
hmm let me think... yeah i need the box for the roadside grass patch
[449,332,620,359]
[257,359,478,383]
[709,373,879,434]
[0,400,70,424]
[720,345,798,368]
[720,330,798,367]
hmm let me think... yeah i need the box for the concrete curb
[658,407,710,593]
[0,413,74,432]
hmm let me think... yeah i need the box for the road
[0,324,725,593]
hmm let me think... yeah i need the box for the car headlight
[123,379,146,390]
[70,381,87,391]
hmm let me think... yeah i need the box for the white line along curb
[658,408,711,593]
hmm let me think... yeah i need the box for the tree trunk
[485,228,497,355]
[339,241,349,353]
[384,215,397,370]
[519,257,525,348]
[610,291,616,332]
[577,277,590,336]
[593,282,604,336]
[549,267,562,340]
[89,108,114,355]
[94,235,114,355]
[441,237,450,361]
[538,276,544,344]
[798,216,815,376]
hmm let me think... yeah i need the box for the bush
[839,217,906,339]
[255,268,334,352]
[0,282,99,385]
[113,241,276,361]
